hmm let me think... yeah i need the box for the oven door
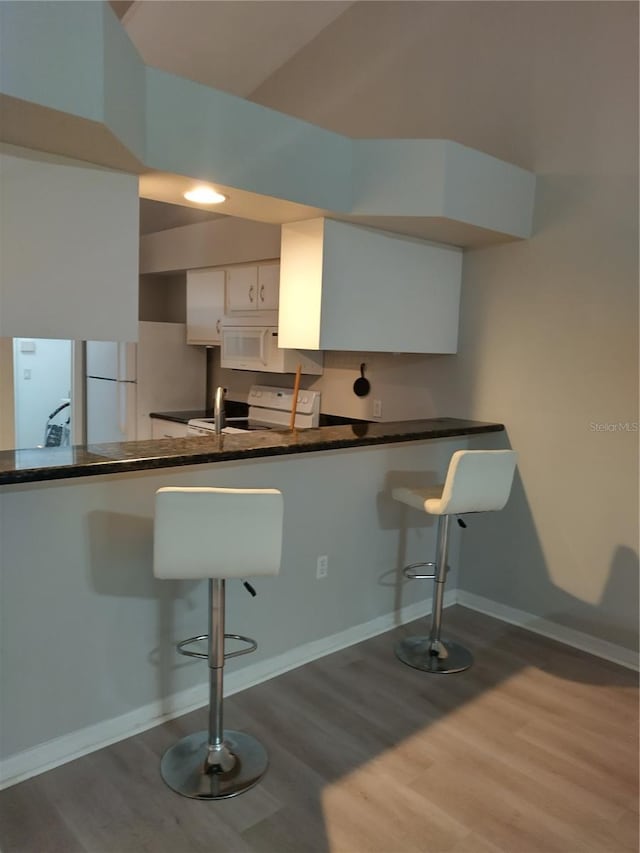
[221,327,269,370]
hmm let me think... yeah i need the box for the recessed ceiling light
[183,186,227,205]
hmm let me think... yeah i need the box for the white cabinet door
[186,268,225,344]
[279,219,461,353]
[226,265,259,313]
[257,263,280,310]
[151,418,188,439]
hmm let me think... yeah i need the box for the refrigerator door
[86,341,136,381]
[86,377,137,443]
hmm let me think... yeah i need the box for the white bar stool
[392,449,517,674]
[153,486,283,799]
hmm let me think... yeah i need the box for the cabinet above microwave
[226,263,279,314]
[186,261,280,346]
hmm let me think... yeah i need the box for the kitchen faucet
[214,386,226,435]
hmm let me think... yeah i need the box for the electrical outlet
[316,555,328,579]
[373,399,382,418]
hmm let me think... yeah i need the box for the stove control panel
[248,385,321,428]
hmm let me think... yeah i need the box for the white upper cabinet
[257,263,280,310]
[186,261,281,345]
[278,219,462,354]
[226,263,280,314]
[226,265,258,312]
[186,268,225,345]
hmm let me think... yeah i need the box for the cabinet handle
[259,284,265,303]
[249,285,255,303]
[216,319,221,334]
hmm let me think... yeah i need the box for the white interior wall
[12,338,72,449]
[0,146,139,342]
[439,166,638,649]
[434,10,638,651]
[249,1,639,651]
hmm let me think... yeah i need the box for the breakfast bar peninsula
[0,417,507,788]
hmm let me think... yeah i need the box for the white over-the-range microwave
[220,326,324,375]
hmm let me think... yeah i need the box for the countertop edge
[0,420,505,486]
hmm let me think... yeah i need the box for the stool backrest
[426,450,518,516]
[154,487,283,580]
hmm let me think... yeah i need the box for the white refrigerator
[86,321,206,443]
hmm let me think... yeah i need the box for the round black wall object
[353,363,371,397]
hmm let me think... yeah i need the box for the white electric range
[186,385,321,436]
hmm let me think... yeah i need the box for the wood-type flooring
[1,606,637,853]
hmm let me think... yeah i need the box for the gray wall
[0,436,475,761]
[0,147,139,342]
[432,7,638,650]
[139,273,187,323]
[250,1,639,650]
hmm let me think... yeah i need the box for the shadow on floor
[1,605,636,853]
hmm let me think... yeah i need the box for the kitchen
[2,212,467,447]
[0,2,637,851]
[142,211,465,442]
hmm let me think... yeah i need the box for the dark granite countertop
[0,418,504,486]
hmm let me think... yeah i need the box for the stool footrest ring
[224,633,258,659]
[176,633,257,660]
[402,561,451,580]
[402,561,436,580]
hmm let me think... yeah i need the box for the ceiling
[117,1,353,98]
[116,0,355,233]
[118,2,636,236]
[139,198,225,235]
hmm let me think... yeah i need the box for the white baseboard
[0,592,451,791]
[0,684,212,793]
[4,588,635,790]
[457,590,639,671]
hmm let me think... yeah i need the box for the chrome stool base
[395,636,473,674]
[160,729,269,800]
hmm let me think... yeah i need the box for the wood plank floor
[1,606,637,853]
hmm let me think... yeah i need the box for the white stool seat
[393,449,517,674]
[153,486,283,800]
[392,484,444,512]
